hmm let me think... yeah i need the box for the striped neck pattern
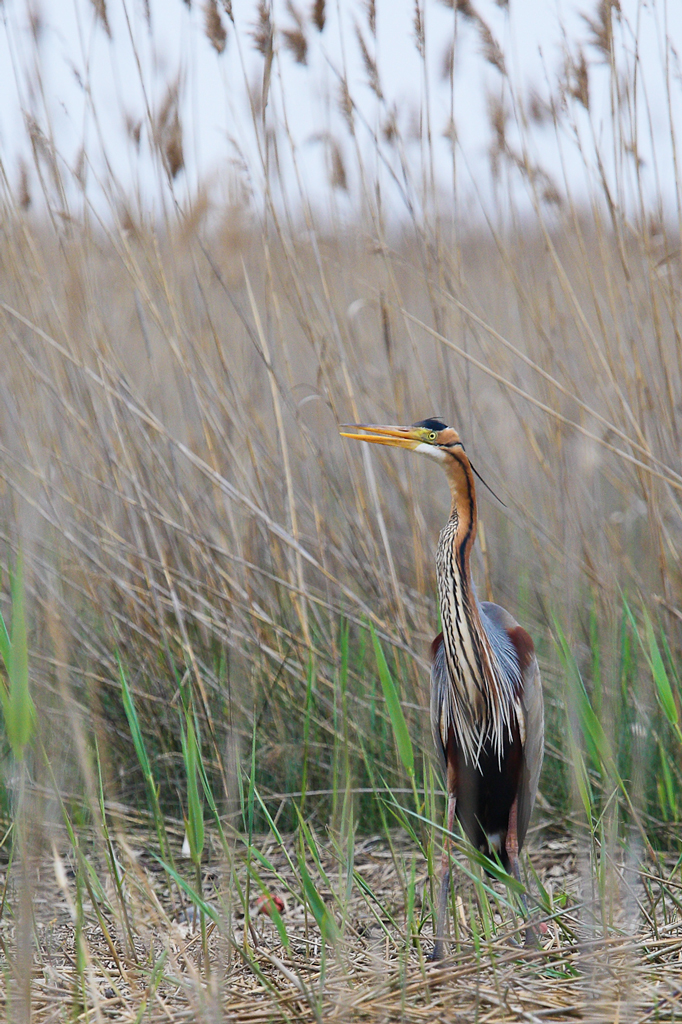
[437,454,522,768]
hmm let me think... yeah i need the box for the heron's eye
[428,431,437,442]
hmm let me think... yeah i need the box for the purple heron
[340,418,544,958]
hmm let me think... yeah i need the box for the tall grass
[1,0,682,1018]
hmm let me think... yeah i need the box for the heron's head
[339,417,465,464]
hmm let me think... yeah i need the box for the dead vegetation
[3,824,682,1022]
[0,0,682,1020]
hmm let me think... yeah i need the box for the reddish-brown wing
[480,602,544,850]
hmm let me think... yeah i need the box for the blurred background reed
[1,0,681,1019]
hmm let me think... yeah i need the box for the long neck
[444,451,478,577]
[436,453,478,655]
[435,451,513,764]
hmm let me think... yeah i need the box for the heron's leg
[429,793,456,962]
[505,797,538,947]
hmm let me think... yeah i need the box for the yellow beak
[339,423,423,449]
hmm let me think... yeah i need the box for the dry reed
[0,0,681,1020]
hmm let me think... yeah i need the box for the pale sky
[1,0,680,223]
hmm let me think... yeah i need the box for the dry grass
[1,0,682,1019]
[3,824,682,1022]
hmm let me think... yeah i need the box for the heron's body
[340,417,544,957]
[430,601,543,869]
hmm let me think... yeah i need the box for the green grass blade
[643,610,678,728]
[247,862,290,950]
[150,854,220,924]
[566,715,593,820]
[658,742,677,820]
[300,656,315,810]
[554,618,610,769]
[370,623,414,777]
[397,802,523,900]
[298,861,338,942]
[294,808,334,893]
[352,870,400,933]
[117,654,174,874]
[0,604,9,670]
[117,655,153,781]
[4,552,35,760]
[625,600,682,743]
[181,714,205,865]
